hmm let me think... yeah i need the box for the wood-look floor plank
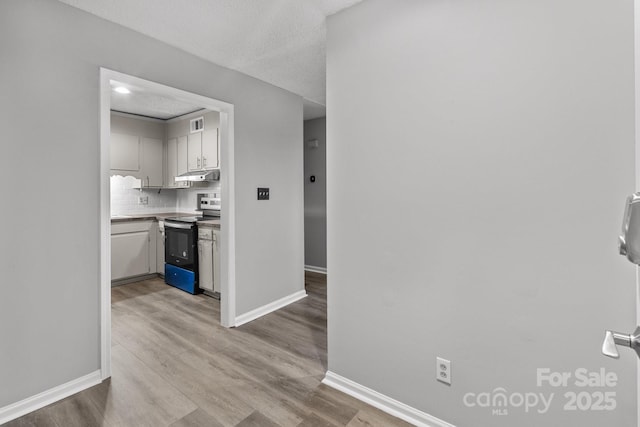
[142,348,255,426]
[236,375,325,426]
[301,386,361,427]
[111,311,193,365]
[8,273,410,427]
[346,408,414,427]
[169,408,225,427]
[296,412,339,427]
[44,393,108,427]
[3,408,61,427]
[82,345,197,427]
[235,410,280,427]
[237,312,326,362]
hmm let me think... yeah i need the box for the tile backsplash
[111,175,177,215]
[176,182,222,212]
[111,175,221,215]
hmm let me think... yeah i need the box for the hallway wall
[304,117,327,270]
[326,1,637,426]
[0,0,303,410]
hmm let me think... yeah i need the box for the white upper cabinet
[111,114,168,188]
[202,128,219,170]
[187,128,219,171]
[166,137,189,188]
[187,132,202,171]
[177,135,188,176]
[166,111,220,177]
[167,137,178,187]
[139,137,163,187]
[110,133,139,171]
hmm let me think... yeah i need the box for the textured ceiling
[57,0,363,112]
[110,80,203,120]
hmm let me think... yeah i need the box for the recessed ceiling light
[114,86,130,94]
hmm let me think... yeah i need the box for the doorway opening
[99,69,236,379]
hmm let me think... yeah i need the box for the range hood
[175,169,220,182]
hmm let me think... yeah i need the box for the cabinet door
[177,135,189,175]
[202,128,219,169]
[157,224,165,275]
[148,221,157,274]
[110,133,139,171]
[213,229,221,294]
[198,239,214,292]
[111,231,150,281]
[187,132,202,171]
[140,137,163,187]
[167,138,178,188]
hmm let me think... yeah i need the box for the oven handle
[164,222,194,230]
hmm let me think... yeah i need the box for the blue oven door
[164,221,199,294]
[164,222,197,270]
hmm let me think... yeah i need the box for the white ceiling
[58,0,364,118]
[110,80,204,120]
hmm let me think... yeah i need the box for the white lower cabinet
[213,228,220,294]
[197,226,221,295]
[157,221,165,275]
[111,220,156,282]
[197,227,214,293]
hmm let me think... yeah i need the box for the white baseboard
[234,290,307,327]
[322,371,455,427]
[111,273,159,287]
[304,265,327,274]
[0,370,102,425]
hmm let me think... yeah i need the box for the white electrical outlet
[138,196,148,205]
[436,357,451,385]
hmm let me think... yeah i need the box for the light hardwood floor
[6,272,410,427]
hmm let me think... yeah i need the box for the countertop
[196,219,221,227]
[111,212,195,222]
[111,212,220,227]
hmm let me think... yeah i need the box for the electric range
[163,193,220,294]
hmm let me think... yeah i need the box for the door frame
[635,2,640,425]
[99,68,237,380]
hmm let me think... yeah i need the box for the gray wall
[166,111,220,139]
[111,113,165,140]
[327,1,636,426]
[304,118,327,269]
[0,0,303,408]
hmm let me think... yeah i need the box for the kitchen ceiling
[110,81,204,120]
[57,0,364,118]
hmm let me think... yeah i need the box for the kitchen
[109,81,223,314]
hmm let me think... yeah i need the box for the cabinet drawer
[111,220,154,235]
[198,227,213,240]
[111,231,150,281]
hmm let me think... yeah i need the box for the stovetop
[165,216,201,223]
[165,215,220,223]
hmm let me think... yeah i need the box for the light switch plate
[257,187,270,200]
